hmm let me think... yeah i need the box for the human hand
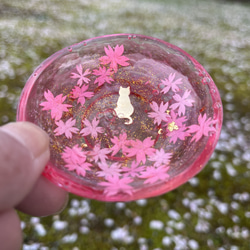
[0,122,68,250]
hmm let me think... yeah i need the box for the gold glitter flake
[167,121,179,132]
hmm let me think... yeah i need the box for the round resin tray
[17,34,223,201]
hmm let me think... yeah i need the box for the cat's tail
[125,117,133,125]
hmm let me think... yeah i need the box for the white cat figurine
[115,86,134,125]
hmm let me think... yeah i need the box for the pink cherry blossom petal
[122,161,146,178]
[165,110,187,127]
[170,90,195,116]
[148,149,172,167]
[92,66,114,86]
[71,85,94,105]
[167,125,190,144]
[70,64,91,87]
[139,165,170,184]
[148,101,170,125]
[54,118,79,138]
[99,175,134,196]
[88,144,112,163]
[110,132,128,156]
[161,73,183,94]
[99,44,129,72]
[80,118,105,138]
[123,137,156,164]
[96,162,122,179]
[40,90,72,121]
[61,145,92,177]
[188,113,217,142]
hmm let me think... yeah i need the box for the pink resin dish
[17,34,223,202]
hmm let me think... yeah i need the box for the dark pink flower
[187,113,217,142]
[148,101,170,125]
[139,165,170,184]
[80,117,105,138]
[123,137,155,164]
[54,118,79,138]
[92,66,114,86]
[40,90,72,120]
[99,44,129,72]
[70,64,91,86]
[71,85,94,105]
[99,175,134,196]
[161,73,183,94]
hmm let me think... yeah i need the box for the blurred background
[0,0,250,249]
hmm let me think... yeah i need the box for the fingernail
[0,122,50,160]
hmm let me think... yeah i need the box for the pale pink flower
[99,44,129,72]
[148,149,172,167]
[70,64,91,86]
[139,165,170,184]
[122,161,146,178]
[187,113,217,142]
[71,85,94,105]
[96,162,122,179]
[161,73,183,94]
[92,66,114,86]
[170,90,195,116]
[168,125,190,143]
[80,117,105,138]
[88,144,111,163]
[123,137,156,164]
[99,175,134,196]
[54,118,79,138]
[166,110,187,127]
[148,101,170,125]
[164,110,190,143]
[40,90,72,121]
[61,145,92,177]
[110,132,128,156]
[61,145,86,161]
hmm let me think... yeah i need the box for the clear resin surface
[17,34,223,201]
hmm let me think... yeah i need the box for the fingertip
[16,176,69,217]
[0,122,50,210]
[0,122,50,160]
[0,209,22,250]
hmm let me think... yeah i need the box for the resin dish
[17,34,223,202]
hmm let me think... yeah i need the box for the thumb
[0,122,50,211]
